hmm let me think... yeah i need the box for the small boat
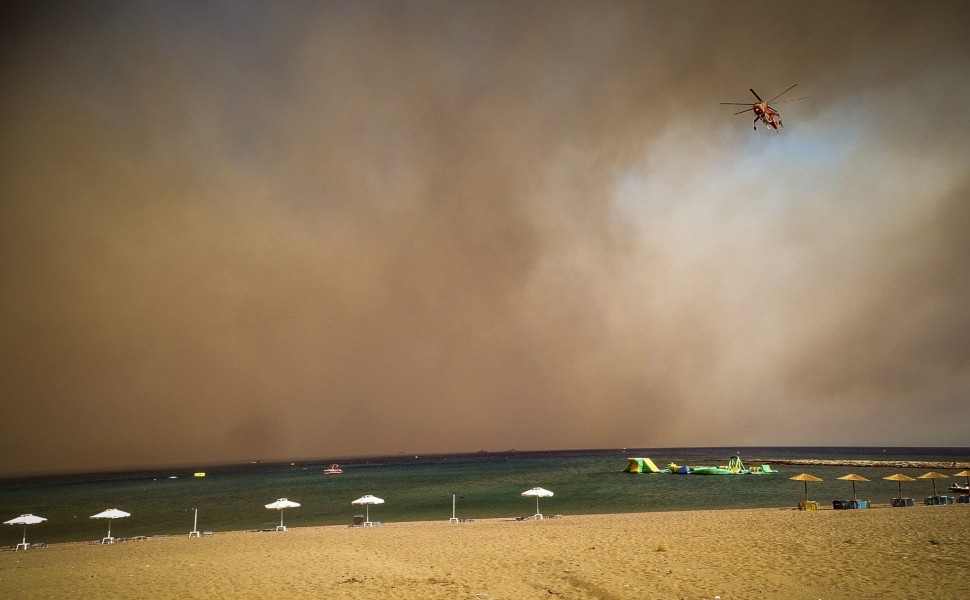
[949,484,969,494]
[323,464,343,475]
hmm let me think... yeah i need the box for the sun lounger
[957,496,969,504]
[203,531,214,537]
[891,497,915,507]
[798,500,819,511]
[351,515,365,527]
[925,495,954,505]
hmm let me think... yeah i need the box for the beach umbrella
[351,495,384,525]
[883,473,916,498]
[789,473,823,503]
[4,514,47,550]
[837,474,870,500]
[265,498,300,531]
[918,472,949,496]
[521,487,554,518]
[90,508,130,542]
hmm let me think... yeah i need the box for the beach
[3,505,968,599]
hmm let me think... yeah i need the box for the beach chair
[351,515,365,527]
[798,500,819,511]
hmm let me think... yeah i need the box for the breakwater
[752,458,970,470]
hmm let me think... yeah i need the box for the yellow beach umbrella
[790,473,823,503]
[883,473,916,497]
[918,471,949,496]
[837,474,870,501]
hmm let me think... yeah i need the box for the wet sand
[2,505,969,599]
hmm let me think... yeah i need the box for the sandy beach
[2,504,968,599]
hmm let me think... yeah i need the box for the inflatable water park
[625,455,775,475]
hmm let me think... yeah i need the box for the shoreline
[0,502,922,551]
[3,506,968,599]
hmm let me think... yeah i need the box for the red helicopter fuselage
[753,102,782,130]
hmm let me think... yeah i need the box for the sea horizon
[4,445,969,483]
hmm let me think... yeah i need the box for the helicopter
[720,84,801,131]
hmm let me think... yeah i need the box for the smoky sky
[2,1,969,476]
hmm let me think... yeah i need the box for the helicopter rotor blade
[733,108,754,115]
[773,96,810,104]
[720,102,753,106]
[767,83,798,103]
[749,88,764,102]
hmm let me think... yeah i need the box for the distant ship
[323,464,343,475]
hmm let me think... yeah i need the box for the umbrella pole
[536,496,540,516]
[852,481,857,501]
[366,505,370,523]
[107,520,112,540]
[804,481,808,503]
[22,524,27,546]
[898,481,902,497]
[280,509,284,529]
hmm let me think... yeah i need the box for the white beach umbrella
[4,514,47,550]
[521,487,554,518]
[265,498,301,531]
[351,494,385,525]
[90,508,130,542]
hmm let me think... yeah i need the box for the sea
[2,447,968,545]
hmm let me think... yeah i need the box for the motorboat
[323,464,343,475]
[949,483,969,494]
